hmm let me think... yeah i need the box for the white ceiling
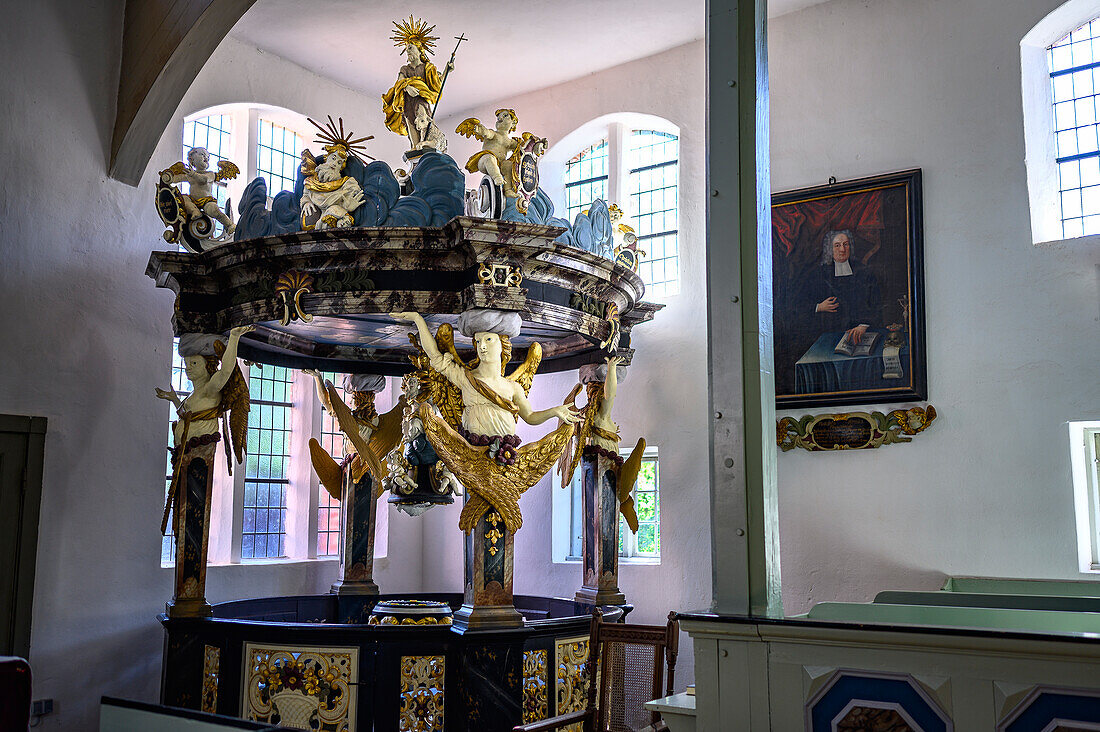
[230,0,830,116]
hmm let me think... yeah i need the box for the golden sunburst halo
[307,115,375,163]
[391,15,438,55]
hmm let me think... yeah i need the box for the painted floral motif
[523,649,548,723]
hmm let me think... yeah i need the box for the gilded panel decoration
[523,649,548,723]
[777,405,936,452]
[201,645,220,714]
[400,655,445,732]
[555,636,590,732]
[242,643,358,732]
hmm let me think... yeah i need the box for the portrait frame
[771,169,926,409]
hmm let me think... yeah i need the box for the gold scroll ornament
[777,405,937,452]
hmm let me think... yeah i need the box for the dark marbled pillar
[331,467,379,597]
[453,504,523,632]
[168,442,216,618]
[575,453,625,605]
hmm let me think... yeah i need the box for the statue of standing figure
[382,17,455,151]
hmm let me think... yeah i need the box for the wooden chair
[515,610,679,732]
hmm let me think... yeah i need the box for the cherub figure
[155,326,252,534]
[559,356,647,533]
[391,309,581,532]
[302,371,405,500]
[609,203,646,272]
[382,17,453,150]
[160,147,239,235]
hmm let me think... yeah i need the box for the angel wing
[409,324,467,431]
[369,394,407,468]
[456,118,488,141]
[224,364,250,465]
[215,160,240,182]
[506,342,542,397]
[556,383,585,485]
[617,437,647,534]
[163,161,187,177]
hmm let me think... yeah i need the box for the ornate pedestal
[453,507,523,631]
[331,470,379,597]
[168,441,216,618]
[575,453,625,606]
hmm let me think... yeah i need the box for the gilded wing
[407,324,466,431]
[163,161,187,177]
[324,381,385,485]
[456,118,487,140]
[617,437,647,534]
[309,438,344,501]
[556,383,585,485]
[506,342,543,397]
[215,159,240,182]
[224,364,250,464]
[369,393,406,465]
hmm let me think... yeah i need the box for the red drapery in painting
[773,189,885,264]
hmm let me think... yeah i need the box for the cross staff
[431,33,468,118]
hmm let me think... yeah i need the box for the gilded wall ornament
[523,649,549,723]
[275,270,315,325]
[243,643,357,732]
[400,655,445,732]
[777,405,937,452]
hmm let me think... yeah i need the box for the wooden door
[0,415,46,658]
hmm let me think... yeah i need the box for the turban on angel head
[177,333,225,357]
[579,362,628,385]
[456,308,522,339]
[343,373,387,394]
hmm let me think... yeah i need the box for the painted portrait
[771,169,926,408]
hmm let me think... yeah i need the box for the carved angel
[159,147,238,235]
[392,310,580,532]
[303,371,406,500]
[456,109,524,191]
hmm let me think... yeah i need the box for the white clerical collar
[834,260,853,276]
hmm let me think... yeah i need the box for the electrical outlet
[31,699,53,716]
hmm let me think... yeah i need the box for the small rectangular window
[317,371,344,558]
[619,447,660,559]
[242,364,293,559]
[1071,422,1100,571]
[564,140,610,222]
[629,131,679,297]
[1049,21,1100,237]
[257,119,303,196]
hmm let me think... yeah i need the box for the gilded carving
[777,405,937,452]
[201,645,220,714]
[243,643,357,732]
[523,649,549,723]
[275,270,316,325]
[400,655,445,732]
[555,636,590,732]
[478,261,523,287]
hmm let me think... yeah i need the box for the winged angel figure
[456,109,547,199]
[302,371,406,501]
[392,310,580,533]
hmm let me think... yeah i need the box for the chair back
[585,611,679,732]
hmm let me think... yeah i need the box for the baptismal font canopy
[146,17,664,731]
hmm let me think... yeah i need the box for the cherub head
[608,203,625,223]
[187,147,210,172]
[495,108,518,133]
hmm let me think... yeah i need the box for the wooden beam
[705,0,780,617]
[110,0,257,185]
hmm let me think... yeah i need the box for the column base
[450,603,524,633]
[166,599,213,619]
[575,586,626,606]
[330,579,379,596]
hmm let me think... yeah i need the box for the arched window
[1021,1,1100,244]
[551,115,681,297]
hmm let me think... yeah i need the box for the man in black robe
[800,230,881,347]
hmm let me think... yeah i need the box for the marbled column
[168,441,216,618]
[575,453,626,606]
[453,503,524,632]
[331,468,379,596]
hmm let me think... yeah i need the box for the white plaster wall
[426,42,711,684]
[770,0,1100,614]
[0,12,424,730]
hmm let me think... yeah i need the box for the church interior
[1,0,1099,730]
